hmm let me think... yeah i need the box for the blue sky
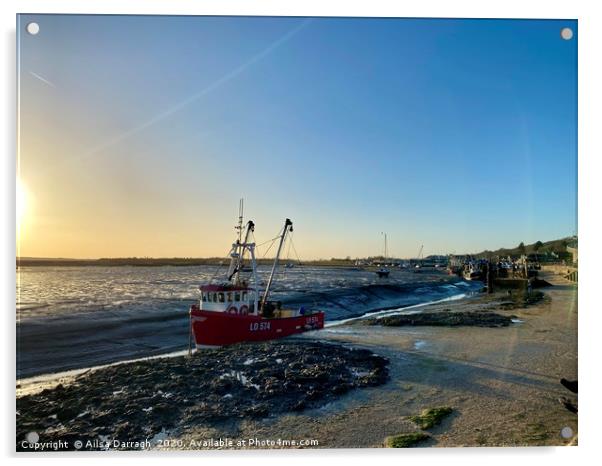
[18,15,577,259]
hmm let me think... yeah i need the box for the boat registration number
[250,322,271,331]
[306,316,320,324]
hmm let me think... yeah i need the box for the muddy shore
[362,311,514,328]
[16,272,577,450]
[17,341,388,451]
[170,272,577,449]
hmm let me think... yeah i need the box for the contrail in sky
[81,19,312,159]
[29,71,56,88]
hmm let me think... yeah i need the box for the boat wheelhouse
[199,285,254,315]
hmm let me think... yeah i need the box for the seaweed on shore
[384,432,430,448]
[498,290,547,310]
[16,341,389,451]
[408,406,453,429]
[363,311,513,328]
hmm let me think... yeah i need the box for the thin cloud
[29,71,56,88]
[81,19,312,159]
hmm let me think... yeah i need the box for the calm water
[16,265,480,377]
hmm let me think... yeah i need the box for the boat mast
[235,199,244,244]
[234,220,254,284]
[261,218,293,311]
[380,232,388,266]
[228,199,254,284]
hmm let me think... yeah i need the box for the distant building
[566,238,578,266]
[567,245,578,266]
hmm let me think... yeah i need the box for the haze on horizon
[17,16,577,261]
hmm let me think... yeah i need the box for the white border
[1,0,587,19]
[3,1,601,465]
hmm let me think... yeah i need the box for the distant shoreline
[15,236,576,268]
[15,258,367,268]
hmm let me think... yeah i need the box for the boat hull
[190,306,325,347]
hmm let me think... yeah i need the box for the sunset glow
[16,178,29,236]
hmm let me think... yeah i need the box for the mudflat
[172,271,577,448]
[17,271,577,449]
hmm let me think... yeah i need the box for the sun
[16,178,29,234]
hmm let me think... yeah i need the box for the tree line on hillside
[473,237,576,261]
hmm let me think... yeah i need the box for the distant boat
[375,233,390,278]
[463,263,482,281]
[413,245,424,273]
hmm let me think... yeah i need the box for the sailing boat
[189,204,324,347]
[375,232,390,278]
[414,244,424,273]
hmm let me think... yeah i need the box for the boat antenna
[261,218,293,312]
[235,198,244,245]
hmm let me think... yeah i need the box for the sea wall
[541,265,578,282]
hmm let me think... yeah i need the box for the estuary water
[16,265,481,378]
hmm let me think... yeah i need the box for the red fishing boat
[189,205,325,348]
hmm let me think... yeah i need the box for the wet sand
[171,271,577,448]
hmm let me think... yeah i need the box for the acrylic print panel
[16,15,577,451]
